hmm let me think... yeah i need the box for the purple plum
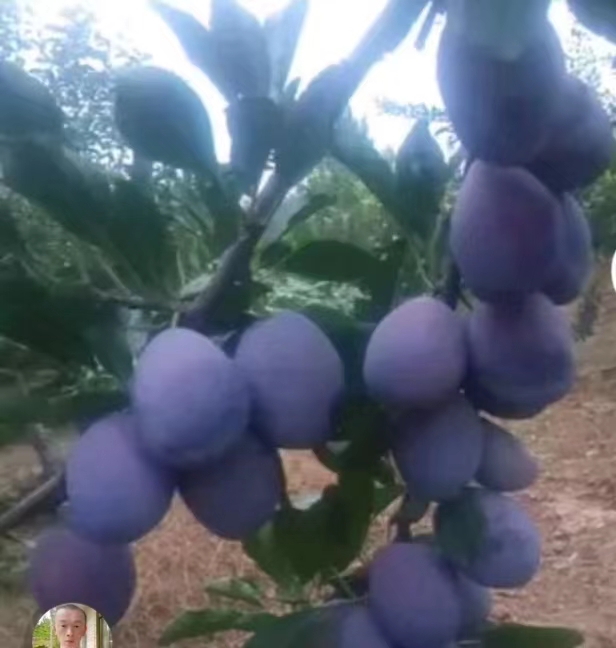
[465,294,575,417]
[66,412,175,544]
[234,311,344,449]
[450,161,562,302]
[28,525,136,626]
[363,296,467,411]
[476,419,539,492]
[393,395,483,502]
[368,542,461,648]
[435,488,542,589]
[178,432,283,540]
[131,327,250,468]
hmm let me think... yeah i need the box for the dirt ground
[2,284,616,647]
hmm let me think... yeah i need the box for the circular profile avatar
[33,604,113,648]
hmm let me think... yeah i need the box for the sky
[21,0,616,161]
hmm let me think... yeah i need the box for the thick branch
[181,174,292,331]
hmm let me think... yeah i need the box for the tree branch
[181,174,292,332]
[0,472,64,535]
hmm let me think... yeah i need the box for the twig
[91,291,178,311]
[0,472,64,535]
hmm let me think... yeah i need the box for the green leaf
[114,66,217,174]
[152,3,231,100]
[315,397,390,472]
[210,0,271,98]
[64,389,130,430]
[300,306,373,394]
[350,0,429,68]
[275,61,367,186]
[228,97,282,193]
[281,472,375,583]
[153,1,270,101]
[317,471,375,572]
[331,113,401,217]
[260,191,335,247]
[0,274,93,365]
[3,141,110,247]
[370,237,409,317]
[205,578,265,608]
[281,240,386,296]
[0,387,128,437]
[0,202,28,261]
[0,271,134,378]
[158,609,279,646]
[82,321,133,385]
[0,60,65,138]
[434,487,486,568]
[396,119,449,240]
[242,521,302,592]
[244,606,343,648]
[259,241,294,268]
[568,0,616,44]
[106,179,177,294]
[264,0,309,101]
[482,623,584,648]
[245,468,376,587]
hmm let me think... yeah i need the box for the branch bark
[0,472,64,535]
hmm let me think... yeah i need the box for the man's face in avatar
[54,607,87,648]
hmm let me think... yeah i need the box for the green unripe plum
[132,327,250,468]
[235,311,344,449]
[363,296,466,410]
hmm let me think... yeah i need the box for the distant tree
[32,616,59,648]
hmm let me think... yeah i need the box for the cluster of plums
[331,9,615,648]
[28,310,347,625]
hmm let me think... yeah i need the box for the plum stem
[442,260,462,309]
